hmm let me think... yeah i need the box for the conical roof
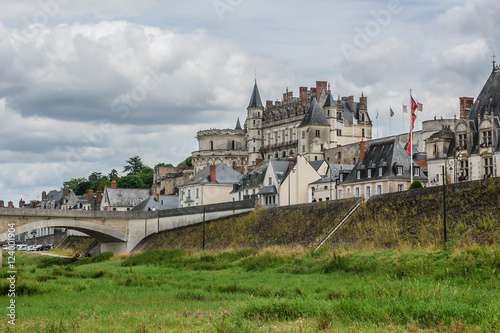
[248,81,263,108]
[469,66,500,124]
[323,92,336,107]
[235,118,242,130]
[298,95,330,127]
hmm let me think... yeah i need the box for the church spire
[235,117,242,130]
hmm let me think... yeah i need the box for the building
[308,163,354,202]
[230,158,290,207]
[153,165,194,195]
[337,139,427,199]
[426,61,500,185]
[279,155,323,206]
[101,180,151,211]
[191,80,372,174]
[178,163,243,208]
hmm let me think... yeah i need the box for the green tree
[155,163,174,168]
[91,177,112,191]
[177,157,192,167]
[124,156,146,175]
[409,180,423,190]
[63,178,87,192]
[76,181,92,195]
[108,169,119,181]
[88,172,103,183]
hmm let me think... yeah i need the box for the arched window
[210,141,214,151]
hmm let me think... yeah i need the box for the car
[40,244,53,251]
[2,245,15,251]
[16,244,28,251]
[34,245,43,251]
[26,245,36,252]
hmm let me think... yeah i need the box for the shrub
[409,180,423,189]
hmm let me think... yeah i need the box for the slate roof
[323,92,336,107]
[232,159,290,193]
[132,195,179,211]
[298,95,330,127]
[468,65,500,153]
[248,81,263,108]
[309,160,326,172]
[105,188,151,208]
[257,185,277,195]
[235,118,242,130]
[183,163,243,186]
[342,139,427,184]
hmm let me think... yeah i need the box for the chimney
[359,138,365,162]
[63,186,69,197]
[19,199,25,208]
[0,200,4,208]
[31,201,36,208]
[210,164,217,183]
[42,191,46,200]
[459,97,474,119]
[299,87,308,101]
[359,94,367,109]
[112,180,117,189]
[96,190,102,204]
[316,81,327,93]
[88,189,94,200]
[151,184,157,196]
[255,158,263,166]
[8,201,14,208]
[348,96,354,112]
[288,157,295,171]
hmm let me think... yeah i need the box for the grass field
[1,246,499,332]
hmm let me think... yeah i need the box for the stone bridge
[0,199,255,254]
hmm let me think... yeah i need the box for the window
[397,184,404,192]
[367,169,372,178]
[253,120,256,125]
[413,167,420,177]
[232,140,235,150]
[339,174,343,182]
[357,171,361,179]
[378,167,383,177]
[339,190,343,199]
[355,187,360,197]
[377,185,382,195]
[362,128,365,138]
[268,177,272,185]
[315,130,320,138]
[338,152,342,160]
[196,188,199,198]
[302,145,305,153]
[324,186,328,190]
[482,131,492,146]
[396,167,403,176]
[366,186,371,199]
[458,133,467,149]
[361,113,365,122]
[484,157,493,175]
[302,131,305,139]
[337,129,342,136]
[210,141,214,151]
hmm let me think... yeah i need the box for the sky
[0,0,499,205]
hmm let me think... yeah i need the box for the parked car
[40,244,53,251]
[26,245,36,252]
[34,245,43,251]
[2,245,15,251]
[16,244,28,251]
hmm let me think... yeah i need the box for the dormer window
[356,170,361,179]
[339,174,344,182]
[396,166,403,176]
[482,131,492,146]
[367,169,372,178]
[378,167,383,177]
[413,167,420,177]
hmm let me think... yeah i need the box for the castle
[191,80,373,174]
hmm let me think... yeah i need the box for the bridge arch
[0,219,126,243]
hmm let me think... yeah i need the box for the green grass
[1,246,499,332]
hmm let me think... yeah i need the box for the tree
[88,172,103,183]
[409,180,423,190]
[63,178,87,192]
[124,156,146,175]
[76,181,92,195]
[108,169,119,181]
[155,163,174,168]
[177,157,192,167]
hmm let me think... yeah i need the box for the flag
[417,102,423,111]
[402,104,408,113]
[407,96,418,155]
[376,110,379,119]
[390,108,394,117]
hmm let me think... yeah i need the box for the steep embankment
[134,178,500,252]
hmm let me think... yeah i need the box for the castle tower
[246,80,264,166]
[298,95,331,161]
[323,92,338,148]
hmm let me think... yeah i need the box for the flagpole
[389,110,392,136]
[410,89,414,184]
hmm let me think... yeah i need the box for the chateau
[191,80,372,174]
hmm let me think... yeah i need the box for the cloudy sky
[0,0,499,205]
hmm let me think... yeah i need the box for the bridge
[0,200,255,254]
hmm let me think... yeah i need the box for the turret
[246,80,264,166]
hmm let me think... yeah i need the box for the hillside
[133,178,500,252]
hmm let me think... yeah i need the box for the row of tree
[63,156,192,195]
